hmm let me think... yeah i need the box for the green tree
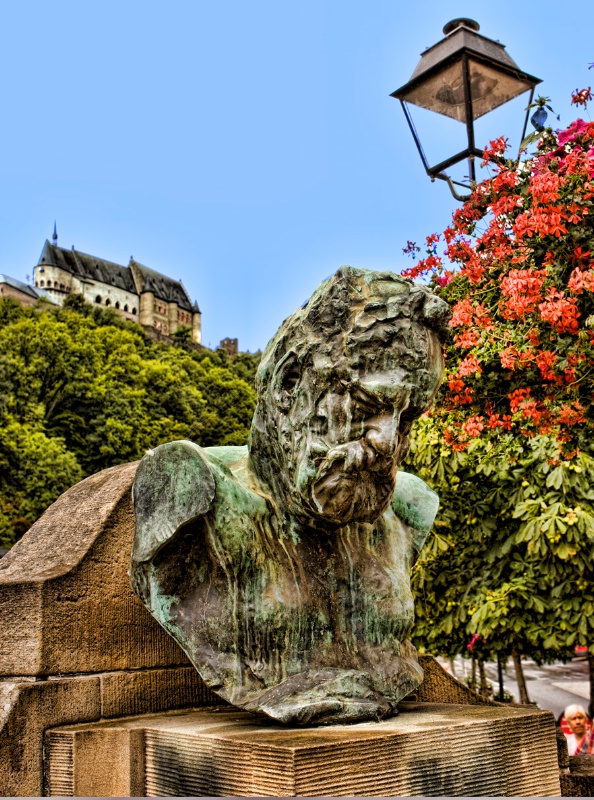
[0,419,83,547]
[405,423,594,693]
[0,296,257,545]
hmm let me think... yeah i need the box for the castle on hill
[32,232,202,344]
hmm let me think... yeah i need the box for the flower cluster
[402,111,594,454]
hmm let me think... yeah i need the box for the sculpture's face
[298,372,406,525]
[268,352,438,527]
[250,267,450,529]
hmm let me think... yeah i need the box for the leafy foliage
[405,420,594,662]
[0,297,258,547]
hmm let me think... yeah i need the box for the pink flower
[557,119,589,146]
[434,272,454,287]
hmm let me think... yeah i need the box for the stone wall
[0,462,224,796]
[34,263,141,319]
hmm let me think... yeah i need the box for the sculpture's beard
[303,440,396,526]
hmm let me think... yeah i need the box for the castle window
[35,282,38,287]
[54,281,58,287]
[124,304,129,312]
[115,301,120,309]
[60,283,64,290]
[132,307,137,315]
[40,280,45,287]
[95,295,101,303]
[105,298,111,306]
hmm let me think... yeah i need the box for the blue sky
[1,0,592,352]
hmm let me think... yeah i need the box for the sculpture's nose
[364,411,398,456]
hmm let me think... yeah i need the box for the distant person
[563,704,592,755]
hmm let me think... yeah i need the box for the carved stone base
[46,702,561,797]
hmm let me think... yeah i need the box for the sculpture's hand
[391,471,439,563]
[131,440,215,565]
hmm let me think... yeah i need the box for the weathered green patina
[131,266,450,725]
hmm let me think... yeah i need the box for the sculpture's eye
[275,354,301,409]
[282,367,300,395]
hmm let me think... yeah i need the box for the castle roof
[37,241,137,294]
[0,273,56,303]
[35,241,199,314]
[129,259,194,312]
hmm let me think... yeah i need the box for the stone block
[0,666,225,797]
[99,666,225,719]
[46,727,145,797]
[415,653,499,705]
[45,702,561,797]
[0,462,189,677]
[0,676,101,797]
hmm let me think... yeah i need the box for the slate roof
[0,274,57,304]
[37,241,137,294]
[129,259,194,312]
[0,273,38,299]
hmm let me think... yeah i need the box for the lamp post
[391,19,541,200]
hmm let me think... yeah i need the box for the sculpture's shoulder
[391,471,439,558]
[132,441,248,565]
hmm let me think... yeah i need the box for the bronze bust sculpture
[131,266,450,725]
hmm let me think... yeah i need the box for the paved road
[437,655,590,719]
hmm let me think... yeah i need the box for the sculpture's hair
[254,265,451,420]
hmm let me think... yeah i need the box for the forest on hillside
[0,296,260,548]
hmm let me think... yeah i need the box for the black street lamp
[391,19,541,200]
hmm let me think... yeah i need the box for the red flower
[500,269,547,319]
[529,172,565,205]
[535,350,558,381]
[508,388,532,413]
[458,356,482,377]
[454,329,481,349]
[463,416,485,437]
[572,247,592,264]
[538,290,580,334]
[482,136,509,166]
[568,267,594,294]
[571,88,593,107]
[558,403,586,426]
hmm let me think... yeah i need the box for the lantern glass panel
[401,58,535,123]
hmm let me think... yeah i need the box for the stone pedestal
[45,702,561,797]
[0,461,566,797]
